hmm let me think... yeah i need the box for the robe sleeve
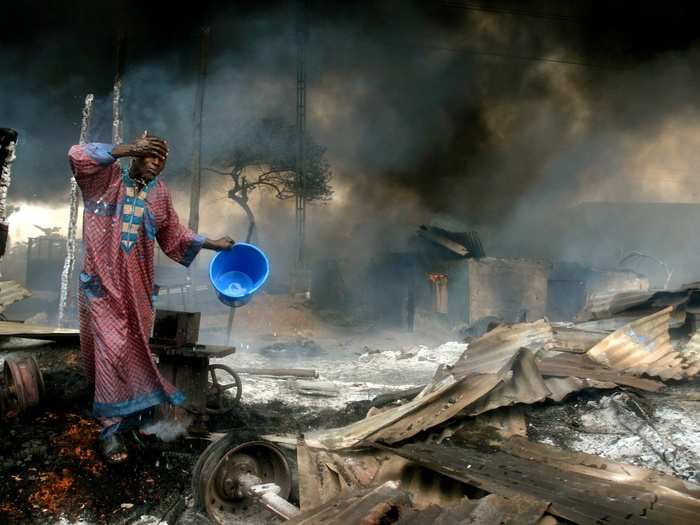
[68,143,119,200]
[156,184,206,267]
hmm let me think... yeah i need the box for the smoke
[140,410,193,442]
[2,1,700,287]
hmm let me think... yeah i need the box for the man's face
[133,155,166,182]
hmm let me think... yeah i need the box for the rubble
[0,281,32,313]
[283,308,700,525]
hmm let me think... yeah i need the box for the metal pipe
[236,473,300,520]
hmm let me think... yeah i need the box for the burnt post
[112,34,126,146]
[188,27,210,233]
[0,128,18,258]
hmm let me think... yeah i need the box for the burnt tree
[206,119,332,242]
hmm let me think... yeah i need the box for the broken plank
[0,320,79,342]
[236,367,318,378]
[373,436,700,525]
[418,226,469,256]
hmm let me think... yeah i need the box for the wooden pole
[188,27,209,232]
[112,34,126,146]
[186,28,210,312]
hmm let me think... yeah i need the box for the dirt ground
[0,339,376,525]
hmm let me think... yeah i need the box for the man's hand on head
[112,135,168,161]
[203,236,235,251]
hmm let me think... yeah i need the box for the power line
[404,39,621,69]
[442,1,585,23]
[319,28,624,70]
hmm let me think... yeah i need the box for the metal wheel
[2,356,44,415]
[206,364,242,415]
[194,440,292,524]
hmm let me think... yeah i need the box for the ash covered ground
[1,296,699,524]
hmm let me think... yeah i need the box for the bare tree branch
[208,118,333,240]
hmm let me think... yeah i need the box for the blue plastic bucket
[209,243,270,307]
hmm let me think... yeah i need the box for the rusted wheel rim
[199,440,291,524]
[206,364,242,414]
[3,356,44,412]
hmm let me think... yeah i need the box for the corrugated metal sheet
[581,287,693,321]
[286,481,412,525]
[586,307,700,380]
[442,319,553,379]
[537,352,665,391]
[546,326,607,353]
[379,437,700,525]
[0,280,31,312]
[543,376,615,402]
[463,349,551,416]
[288,480,548,525]
[581,290,656,319]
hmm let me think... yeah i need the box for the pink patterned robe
[68,143,205,434]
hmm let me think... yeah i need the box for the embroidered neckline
[120,169,156,252]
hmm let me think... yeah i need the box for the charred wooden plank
[373,435,700,525]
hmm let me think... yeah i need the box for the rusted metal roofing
[586,306,700,380]
[0,280,31,312]
[580,286,696,321]
[307,312,687,451]
[537,352,665,391]
[581,289,656,319]
[440,319,553,379]
[306,347,618,450]
[287,478,548,525]
[542,376,616,402]
[546,326,607,353]
[286,481,412,525]
[377,435,700,525]
[462,349,551,416]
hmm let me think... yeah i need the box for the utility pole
[187,27,210,313]
[188,27,210,232]
[293,0,309,293]
[112,34,126,146]
[295,11,306,266]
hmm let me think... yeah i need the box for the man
[68,133,233,463]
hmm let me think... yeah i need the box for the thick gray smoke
[2,1,700,287]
